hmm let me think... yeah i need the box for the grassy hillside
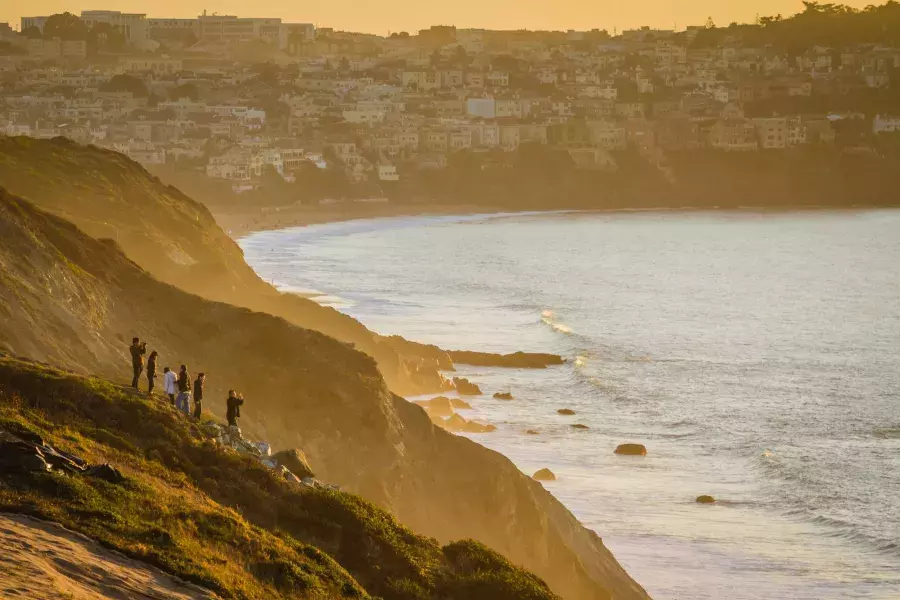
[0,355,558,600]
[0,135,447,395]
[0,177,649,599]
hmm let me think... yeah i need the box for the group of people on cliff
[129,337,244,427]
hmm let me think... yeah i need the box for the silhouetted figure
[175,365,191,416]
[163,367,176,405]
[193,373,205,419]
[146,351,158,394]
[129,337,146,389]
[226,390,244,428]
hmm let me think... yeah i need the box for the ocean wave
[539,309,574,335]
[753,449,900,558]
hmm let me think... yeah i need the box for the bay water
[240,211,900,599]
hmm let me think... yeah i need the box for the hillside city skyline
[1,0,879,36]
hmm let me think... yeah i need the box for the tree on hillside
[101,74,148,97]
[88,22,126,53]
[21,26,43,39]
[0,41,26,56]
[168,83,199,101]
[43,12,89,41]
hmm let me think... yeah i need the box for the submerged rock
[526,430,540,435]
[272,449,315,480]
[557,408,576,416]
[696,495,716,504]
[493,392,514,400]
[614,443,647,456]
[570,424,590,430]
[532,468,556,481]
[452,377,482,395]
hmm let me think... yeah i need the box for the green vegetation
[692,1,900,49]
[0,356,559,600]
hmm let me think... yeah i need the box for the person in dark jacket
[192,373,205,419]
[175,365,191,416]
[129,337,146,389]
[226,390,244,428]
[146,351,158,395]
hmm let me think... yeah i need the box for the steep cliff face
[0,136,448,395]
[0,187,649,599]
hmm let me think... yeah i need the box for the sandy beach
[211,202,511,238]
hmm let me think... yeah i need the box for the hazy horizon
[2,0,877,37]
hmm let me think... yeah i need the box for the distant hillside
[0,135,447,396]
[0,187,649,600]
[0,355,559,600]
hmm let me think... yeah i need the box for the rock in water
[452,377,482,395]
[413,396,455,417]
[614,443,647,456]
[526,430,540,435]
[493,392,514,400]
[533,468,556,481]
[696,495,716,504]
[449,397,472,409]
[570,424,590,430]
[443,414,496,433]
[557,408,576,416]
[271,449,315,479]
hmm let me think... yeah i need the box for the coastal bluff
[0,148,649,600]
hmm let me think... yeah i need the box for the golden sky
[3,0,874,35]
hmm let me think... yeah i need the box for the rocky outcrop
[452,377,482,395]
[413,396,455,417]
[449,397,472,409]
[615,443,648,456]
[442,413,497,434]
[272,448,316,480]
[533,468,557,481]
[0,429,123,484]
[449,350,565,369]
[493,392,515,400]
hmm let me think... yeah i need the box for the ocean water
[240,211,900,599]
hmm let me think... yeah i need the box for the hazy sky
[4,0,874,35]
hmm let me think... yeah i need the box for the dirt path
[0,513,218,599]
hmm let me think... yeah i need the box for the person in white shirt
[162,366,178,406]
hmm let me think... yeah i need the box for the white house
[873,114,900,134]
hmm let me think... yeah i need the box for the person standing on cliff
[226,390,244,428]
[192,373,205,420]
[129,337,146,389]
[175,365,191,416]
[162,367,177,405]
[146,351,158,395]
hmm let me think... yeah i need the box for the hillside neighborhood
[2,5,900,199]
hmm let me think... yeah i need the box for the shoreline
[214,201,893,240]
[213,202,512,238]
